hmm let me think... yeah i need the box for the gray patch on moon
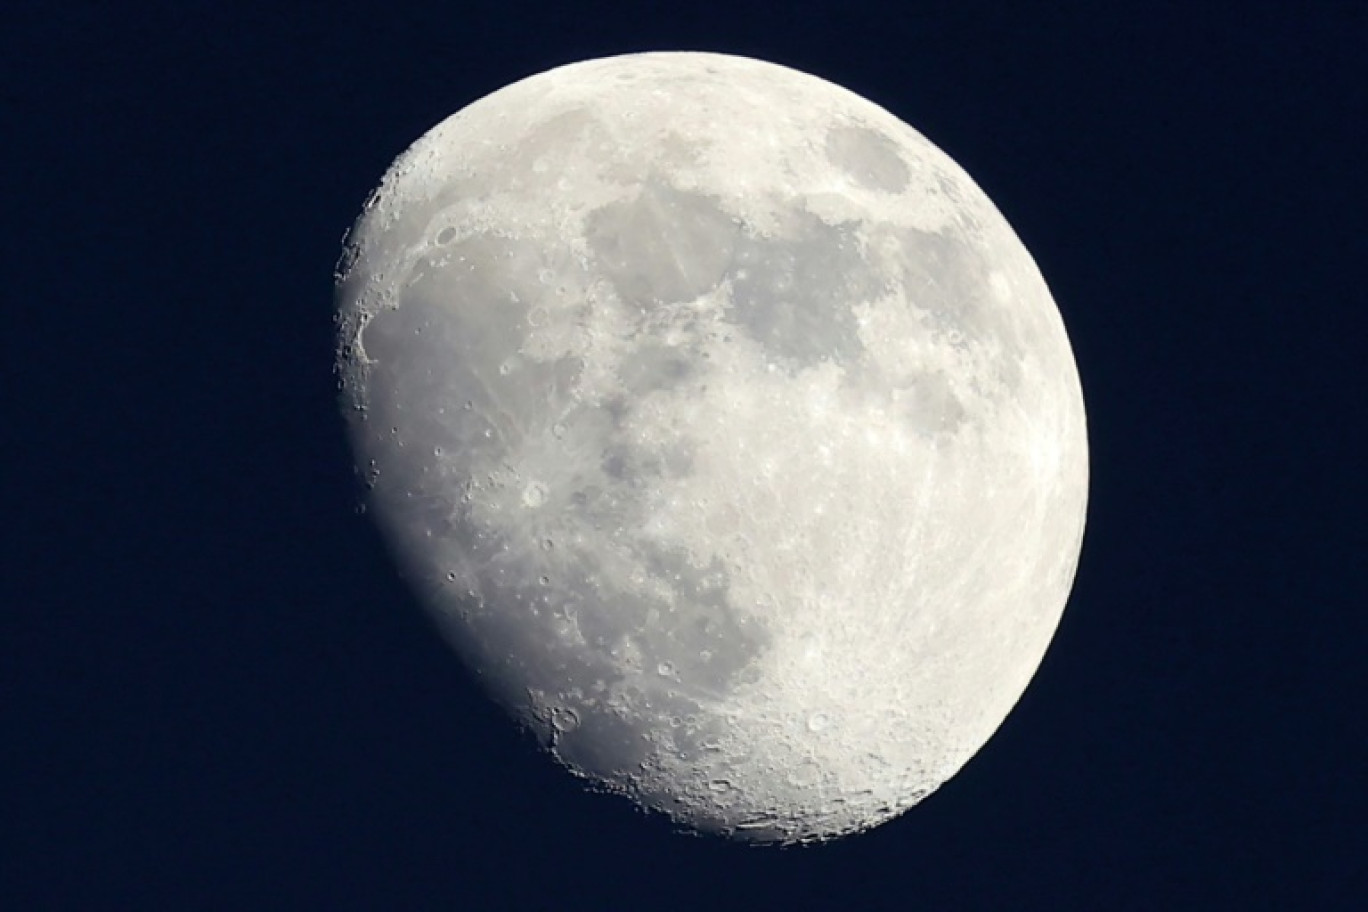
[896,370,968,438]
[728,211,875,370]
[898,228,986,341]
[586,178,877,373]
[825,124,911,193]
[359,237,584,473]
[586,181,740,307]
[613,342,697,399]
[533,544,771,786]
[600,434,695,484]
[895,227,1025,390]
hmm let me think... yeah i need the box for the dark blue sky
[7,3,1365,909]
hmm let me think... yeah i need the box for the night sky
[7,3,1366,909]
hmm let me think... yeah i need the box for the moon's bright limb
[335,52,1088,844]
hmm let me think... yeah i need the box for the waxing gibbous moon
[335,52,1087,844]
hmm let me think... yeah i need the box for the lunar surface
[335,52,1088,844]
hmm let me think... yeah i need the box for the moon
[335,52,1087,844]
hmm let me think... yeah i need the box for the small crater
[522,482,548,508]
[551,707,580,733]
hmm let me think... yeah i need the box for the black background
[7,3,1366,909]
